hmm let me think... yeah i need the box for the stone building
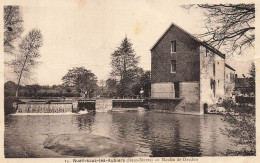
[149,23,235,115]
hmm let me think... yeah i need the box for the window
[171,60,176,73]
[171,40,176,53]
[213,62,215,76]
[206,49,209,57]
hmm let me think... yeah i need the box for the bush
[4,96,18,116]
[236,96,255,104]
[220,98,256,156]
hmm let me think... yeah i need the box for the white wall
[225,67,236,98]
[151,82,175,99]
[200,46,225,109]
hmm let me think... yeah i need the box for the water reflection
[5,112,246,157]
[75,112,96,132]
[110,112,202,156]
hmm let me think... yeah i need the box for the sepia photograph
[2,0,257,162]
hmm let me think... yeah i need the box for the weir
[14,99,147,114]
[16,103,73,113]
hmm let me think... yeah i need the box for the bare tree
[183,4,255,56]
[4,6,24,54]
[9,29,43,98]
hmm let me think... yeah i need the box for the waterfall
[15,103,73,114]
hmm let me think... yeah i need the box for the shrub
[221,98,256,155]
[4,96,18,116]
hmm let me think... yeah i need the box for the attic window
[171,40,176,53]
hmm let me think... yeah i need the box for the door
[174,82,180,98]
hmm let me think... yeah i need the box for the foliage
[106,78,118,98]
[110,36,140,98]
[4,81,17,97]
[8,29,43,98]
[62,67,98,98]
[248,62,255,96]
[221,99,255,155]
[4,96,19,116]
[98,79,106,96]
[131,70,151,98]
[4,6,24,54]
[184,4,255,56]
[4,81,80,98]
[248,62,255,78]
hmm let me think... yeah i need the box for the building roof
[225,63,235,71]
[150,23,226,59]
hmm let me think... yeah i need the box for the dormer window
[171,40,176,53]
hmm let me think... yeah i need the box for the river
[4,111,247,157]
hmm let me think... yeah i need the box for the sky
[4,0,255,85]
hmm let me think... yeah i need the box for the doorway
[174,82,180,98]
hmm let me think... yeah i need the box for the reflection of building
[150,23,235,115]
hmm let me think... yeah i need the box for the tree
[4,6,24,54]
[106,78,118,98]
[139,70,151,98]
[110,36,140,98]
[99,79,106,95]
[248,62,255,96]
[184,4,255,56]
[62,67,98,98]
[248,62,255,78]
[4,81,17,97]
[9,29,43,98]
[131,70,151,98]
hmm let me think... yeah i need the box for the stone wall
[17,103,73,113]
[175,82,201,115]
[148,99,182,112]
[151,83,175,99]
[149,82,201,115]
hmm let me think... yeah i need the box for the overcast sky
[4,0,255,85]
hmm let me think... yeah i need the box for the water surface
[4,111,245,157]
